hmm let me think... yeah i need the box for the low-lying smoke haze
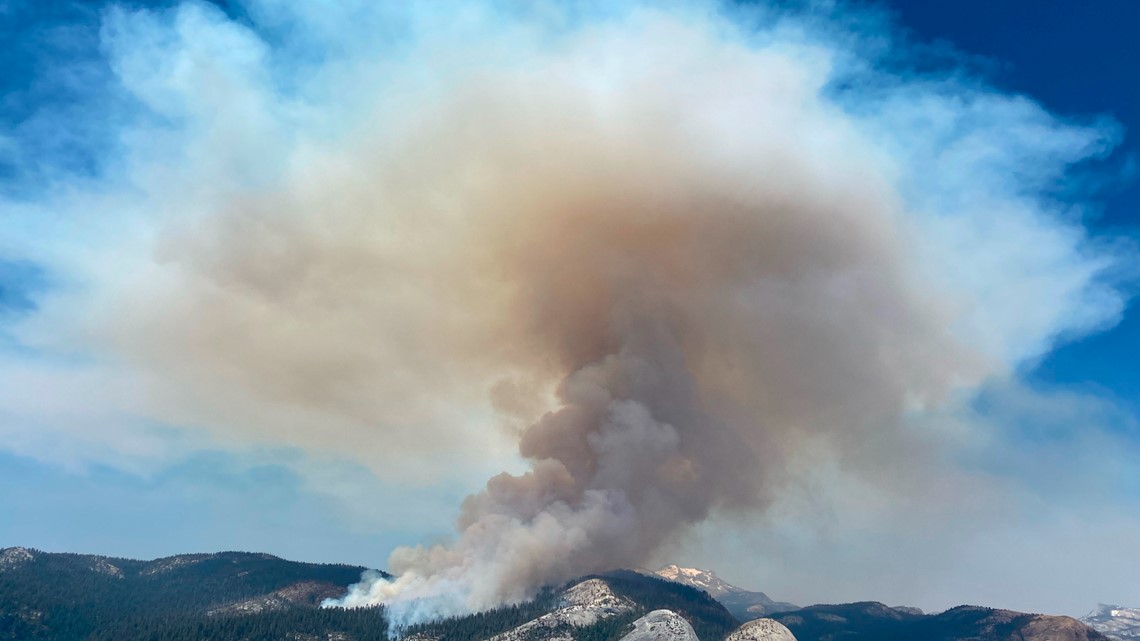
[1,0,1137,624]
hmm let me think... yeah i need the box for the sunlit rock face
[725,618,798,641]
[488,579,636,641]
[618,610,700,641]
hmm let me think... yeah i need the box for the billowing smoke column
[310,6,1112,624]
[324,50,981,613]
[4,0,1125,626]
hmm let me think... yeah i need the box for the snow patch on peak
[655,565,737,598]
[658,566,705,579]
[1082,604,1140,640]
[1115,609,1140,620]
[725,619,797,641]
[657,565,707,580]
[654,564,799,620]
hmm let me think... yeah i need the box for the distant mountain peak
[653,564,799,620]
[655,565,738,597]
[1082,603,1140,640]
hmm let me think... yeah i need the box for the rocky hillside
[618,610,700,641]
[405,570,740,641]
[480,579,635,641]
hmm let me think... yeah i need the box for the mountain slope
[1082,604,1140,640]
[770,602,1110,641]
[654,566,798,620]
[0,548,1113,641]
[0,547,381,641]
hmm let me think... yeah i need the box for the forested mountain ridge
[0,546,381,641]
[0,547,1113,641]
[769,601,1110,641]
[0,548,737,641]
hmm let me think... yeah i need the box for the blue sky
[0,0,1138,617]
[883,0,1140,404]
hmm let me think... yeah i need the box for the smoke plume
[291,3,1119,625]
[2,0,1131,624]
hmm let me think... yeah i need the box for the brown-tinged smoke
[306,13,988,620]
[22,2,1120,624]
